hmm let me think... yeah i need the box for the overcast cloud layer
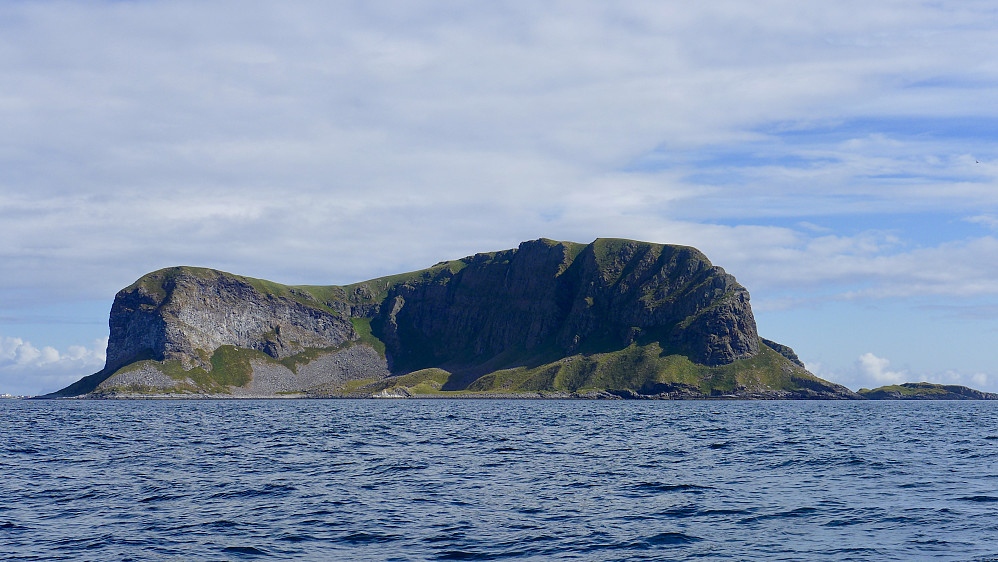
[2,1,998,394]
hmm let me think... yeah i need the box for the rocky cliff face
[375,238,759,370]
[106,267,356,373]
[50,237,858,399]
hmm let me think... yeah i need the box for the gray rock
[106,268,355,372]
[96,364,185,392]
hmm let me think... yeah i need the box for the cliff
[47,238,858,399]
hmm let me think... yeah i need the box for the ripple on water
[630,482,711,494]
[221,545,269,556]
[2,399,998,561]
[958,495,998,503]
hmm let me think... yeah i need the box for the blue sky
[2,1,998,395]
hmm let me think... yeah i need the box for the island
[43,238,993,400]
[859,382,998,400]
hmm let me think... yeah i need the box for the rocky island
[858,382,998,400]
[44,238,889,400]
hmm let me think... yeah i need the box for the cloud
[2,2,998,393]
[0,335,106,369]
[2,2,998,298]
[856,352,907,385]
[805,354,998,393]
[0,335,107,395]
[966,215,998,230]
[703,229,998,302]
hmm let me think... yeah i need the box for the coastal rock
[761,338,805,368]
[859,382,998,400]
[48,238,858,399]
[106,268,356,372]
[375,239,760,370]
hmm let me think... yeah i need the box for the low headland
[43,238,994,400]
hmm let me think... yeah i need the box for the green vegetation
[102,346,265,394]
[88,338,840,398]
[207,346,257,387]
[858,384,927,397]
[238,277,342,316]
[856,382,993,400]
[349,317,385,357]
[339,258,474,306]
[365,368,453,395]
[98,341,393,396]
[460,342,796,394]
[347,341,831,398]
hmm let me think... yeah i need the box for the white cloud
[966,215,998,230]
[1,1,997,300]
[856,352,907,385]
[704,229,998,302]
[2,1,998,394]
[0,335,107,395]
[971,372,994,389]
[805,355,998,393]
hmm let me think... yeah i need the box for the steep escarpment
[375,239,759,372]
[106,267,357,372]
[47,238,857,399]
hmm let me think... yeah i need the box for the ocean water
[1,399,997,561]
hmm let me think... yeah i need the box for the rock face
[859,382,998,400]
[377,239,759,371]
[761,338,805,368]
[47,237,858,399]
[106,268,356,372]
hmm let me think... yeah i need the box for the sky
[2,1,998,396]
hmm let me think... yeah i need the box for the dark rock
[375,238,760,370]
[761,338,805,368]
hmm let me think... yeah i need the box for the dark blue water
[2,399,997,561]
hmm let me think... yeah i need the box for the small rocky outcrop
[859,382,998,400]
[761,338,805,368]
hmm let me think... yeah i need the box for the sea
[1,399,997,561]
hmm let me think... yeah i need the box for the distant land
[43,238,994,400]
[858,382,998,400]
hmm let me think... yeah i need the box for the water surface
[2,399,997,560]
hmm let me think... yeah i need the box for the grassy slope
[359,343,832,398]
[101,345,264,395]
[90,335,837,399]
